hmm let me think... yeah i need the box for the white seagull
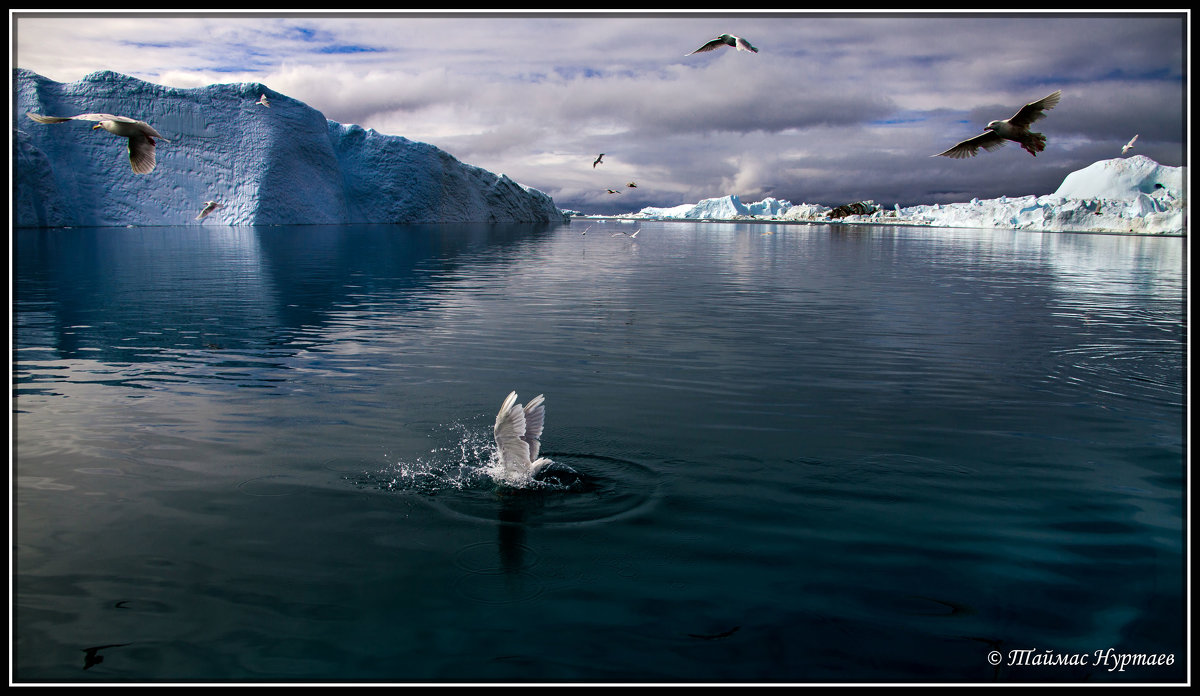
[933,90,1062,159]
[612,228,640,238]
[687,33,759,56]
[256,94,271,107]
[1122,134,1138,154]
[196,200,224,220]
[493,391,552,485]
[27,112,170,174]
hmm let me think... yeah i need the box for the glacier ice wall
[609,155,1185,235]
[14,69,565,227]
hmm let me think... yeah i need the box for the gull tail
[530,458,553,476]
[1021,132,1047,156]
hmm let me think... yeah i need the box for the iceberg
[14,69,565,228]
[608,155,1186,235]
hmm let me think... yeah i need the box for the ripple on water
[1043,342,1184,407]
[346,441,661,528]
[427,452,661,527]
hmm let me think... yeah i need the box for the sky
[10,10,1190,215]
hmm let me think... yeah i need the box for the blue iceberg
[14,69,565,227]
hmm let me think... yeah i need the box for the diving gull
[256,94,271,107]
[687,34,759,56]
[593,153,605,168]
[196,200,224,220]
[493,391,552,485]
[1122,134,1138,154]
[27,112,169,174]
[933,90,1062,159]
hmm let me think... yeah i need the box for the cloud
[12,12,1187,214]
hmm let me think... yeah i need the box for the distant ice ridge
[607,155,1185,235]
[14,69,565,227]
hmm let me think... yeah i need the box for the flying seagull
[626,181,638,188]
[493,391,552,485]
[593,153,605,168]
[255,93,270,107]
[687,33,759,56]
[606,189,621,194]
[933,90,1062,159]
[1122,134,1138,154]
[612,228,640,238]
[580,225,592,235]
[27,112,169,174]
[196,200,224,220]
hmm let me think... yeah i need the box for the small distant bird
[687,33,759,56]
[933,90,1062,159]
[606,189,621,194]
[493,391,552,485]
[255,93,270,107]
[27,112,170,174]
[612,228,640,238]
[626,181,638,188]
[580,225,592,235]
[1122,134,1138,154]
[196,200,224,220]
[593,153,605,168]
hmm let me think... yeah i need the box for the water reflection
[14,223,558,364]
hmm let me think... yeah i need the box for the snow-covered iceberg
[14,69,565,227]
[608,155,1186,235]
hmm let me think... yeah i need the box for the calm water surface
[13,221,1186,683]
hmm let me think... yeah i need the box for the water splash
[344,419,586,495]
[346,421,497,494]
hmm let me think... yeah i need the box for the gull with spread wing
[27,112,169,173]
[687,33,759,55]
[933,90,1061,159]
[493,391,552,485]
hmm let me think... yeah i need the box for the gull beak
[92,124,102,130]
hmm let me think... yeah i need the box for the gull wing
[28,112,168,140]
[734,36,759,53]
[933,130,1007,159]
[1008,90,1061,130]
[687,37,727,55]
[494,391,533,470]
[521,394,546,462]
[28,112,119,124]
[126,132,158,174]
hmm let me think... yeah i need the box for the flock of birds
[23,31,1143,229]
[20,35,1145,488]
[576,33,1137,221]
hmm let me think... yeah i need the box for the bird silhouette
[687,34,758,56]
[593,153,605,168]
[933,90,1062,159]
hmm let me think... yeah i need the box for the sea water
[12,221,1186,683]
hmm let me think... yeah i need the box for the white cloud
[12,11,1187,213]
